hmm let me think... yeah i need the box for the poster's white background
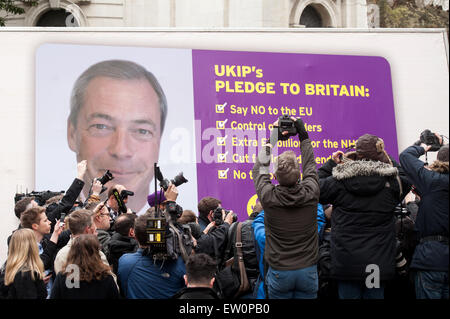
[0,29,448,263]
[35,44,197,213]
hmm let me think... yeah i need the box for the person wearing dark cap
[318,133,411,299]
[399,134,448,299]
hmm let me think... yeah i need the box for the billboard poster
[36,44,396,221]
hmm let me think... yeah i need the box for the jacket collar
[332,160,398,180]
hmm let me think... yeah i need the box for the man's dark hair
[185,253,217,285]
[14,197,35,219]
[437,144,449,162]
[275,150,300,186]
[197,197,221,220]
[20,206,45,229]
[114,214,137,237]
[178,210,197,224]
[134,213,152,246]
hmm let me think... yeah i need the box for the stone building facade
[2,0,369,28]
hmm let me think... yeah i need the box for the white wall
[0,28,448,263]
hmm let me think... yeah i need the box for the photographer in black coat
[108,214,138,274]
[194,206,234,267]
[399,132,448,299]
[319,134,411,299]
[46,160,87,232]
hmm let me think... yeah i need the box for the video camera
[112,189,134,214]
[275,115,297,141]
[414,129,443,152]
[15,190,65,206]
[155,166,188,191]
[145,164,193,261]
[213,206,237,226]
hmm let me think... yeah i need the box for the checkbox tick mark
[217,135,228,146]
[218,151,228,163]
[218,168,229,179]
[216,119,228,129]
[216,102,227,113]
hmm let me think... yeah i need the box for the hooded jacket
[252,139,320,271]
[399,145,448,271]
[319,158,405,281]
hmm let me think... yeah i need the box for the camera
[98,170,114,185]
[155,166,188,191]
[276,115,297,141]
[112,189,134,214]
[212,206,237,226]
[415,129,443,152]
[15,190,65,206]
[96,170,114,194]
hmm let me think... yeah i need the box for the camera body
[97,170,114,194]
[155,166,188,192]
[159,172,188,192]
[212,207,237,226]
[277,115,297,141]
[415,129,443,151]
[112,189,134,214]
[98,170,114,185]
[15,190,65,206]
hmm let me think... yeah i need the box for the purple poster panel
[192,50,397,221]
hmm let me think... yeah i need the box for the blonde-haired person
[50,234,119,299]
[1,229,47,299]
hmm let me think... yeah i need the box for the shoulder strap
[233,222,250,298]
[169,222,189,263]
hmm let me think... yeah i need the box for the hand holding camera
[332,151,345,164]
[212,206,237,226]
[164,183,179,202]
[415,129,444,152]
[91,180,103,196]
[273,115,309,142]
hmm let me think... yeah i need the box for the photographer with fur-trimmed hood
[318,134,411,299]
[399,133,448,299]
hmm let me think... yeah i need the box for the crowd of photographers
[0,117,448,300]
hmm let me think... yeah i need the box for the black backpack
[214,221,259,299]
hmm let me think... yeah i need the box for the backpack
[214,221,259,299]
[317,231,338,299]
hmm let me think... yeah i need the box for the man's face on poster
[67,76,161,211]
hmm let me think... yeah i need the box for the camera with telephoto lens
[14,190,65,206]
[414,129,443,152]
[96,170,114,194]
[276,115,298,141]
[112,189,134,214]
[213,206,237,226]
[155,166,188,191]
